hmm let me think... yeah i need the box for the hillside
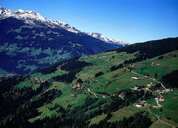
[0,8,125,75]
[0,37,178,128]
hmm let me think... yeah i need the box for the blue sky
[0,0,178,43]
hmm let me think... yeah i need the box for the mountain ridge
[0,7,126,45]
[0,7,125,75]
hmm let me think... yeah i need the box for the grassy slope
[13,50,178,127]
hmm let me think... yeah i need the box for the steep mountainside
[0,37,178,128]
[0,8,125,75]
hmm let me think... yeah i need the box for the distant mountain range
[0,7,126,75]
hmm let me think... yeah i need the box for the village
[71,65,173,112]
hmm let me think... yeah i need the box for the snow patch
[88,32,127,46]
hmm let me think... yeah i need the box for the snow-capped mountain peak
[49,20,80,33]
[88,32,127,46]
[15,9,46,21]
[0,7,12,17]
[0,7,46,21]
[0,7,80,33]
[0,7,126,45]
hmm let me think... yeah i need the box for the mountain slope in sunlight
[0,37,178,128]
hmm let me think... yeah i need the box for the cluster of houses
[133,83,172,109]
[129,80,170,109]
[134,95,165,109]
[72,72,172,110]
